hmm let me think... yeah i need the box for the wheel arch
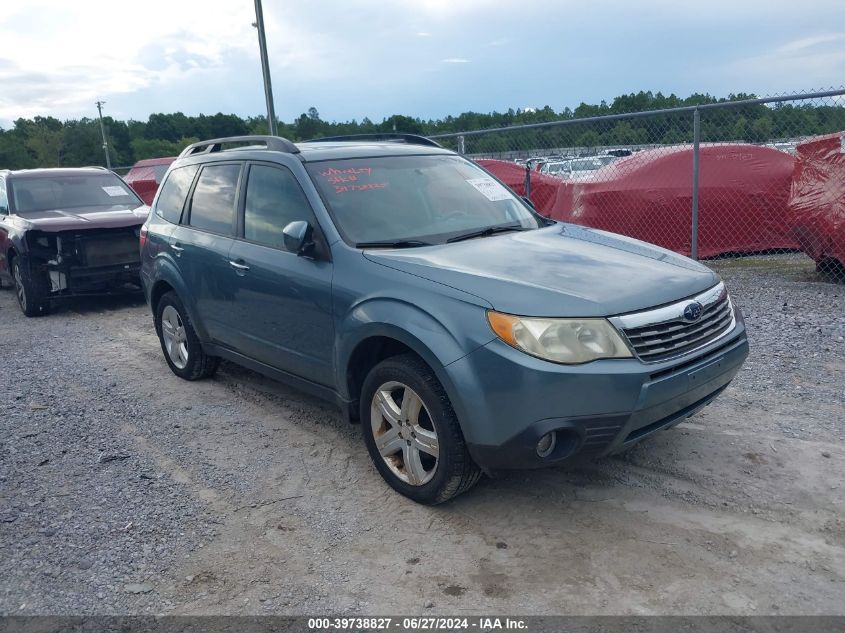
[148,259,209,342]
[149,279,175,315]
[5,244,17,269]
[339,316,469,426]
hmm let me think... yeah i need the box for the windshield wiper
[355,239,433,249]
[446,224,529,243]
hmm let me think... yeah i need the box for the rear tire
[154,291,220,380]
[360,353,482,504]
[12,256,50,317]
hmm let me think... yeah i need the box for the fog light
[536,432,556,458]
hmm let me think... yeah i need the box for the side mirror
[282,220,314,256]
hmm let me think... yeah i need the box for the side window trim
[184,161,245,238]
[238,160,322,253]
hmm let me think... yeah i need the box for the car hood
[364,224,720,317]
[16,205,150,232]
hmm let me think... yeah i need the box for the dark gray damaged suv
[140,134,749,504]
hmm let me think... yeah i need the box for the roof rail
[303,133,442,148]
[179,135,300,159]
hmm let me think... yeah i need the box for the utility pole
[252,0,277,136]
[95,100,112,169]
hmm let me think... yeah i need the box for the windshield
[9,173,141,214]
[306,155,544,245]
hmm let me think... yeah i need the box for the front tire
[12,256,50,317]
[154,291,220,380]
[360,353,481,504]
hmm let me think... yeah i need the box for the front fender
[336,296,496,428]
[0,224,38,281]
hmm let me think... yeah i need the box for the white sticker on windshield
[102,185,126,197]
[466,177,511,201]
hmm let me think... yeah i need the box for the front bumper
[447,312,749,472]
[46,262,142,296]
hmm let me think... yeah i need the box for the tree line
[2,91,844,170]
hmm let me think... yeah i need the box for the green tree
[751,116,774,142]
[26,125,64,166]
[62,120,105,166]
[130,137,198,160]
[0,90,843,170]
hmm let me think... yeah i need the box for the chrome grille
[611,282,735,362]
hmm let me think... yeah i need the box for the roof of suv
[176,134,454,164]
[296,141,453,161]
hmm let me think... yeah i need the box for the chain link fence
[431,88,845,283]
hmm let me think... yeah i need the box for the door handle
[170,243,184,255]
[229,260,250,272]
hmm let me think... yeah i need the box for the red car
[476,159,575,218]
[565,144,798,258]
[788,131,845,273]
[124,157,176,205]
[481,145,798,258]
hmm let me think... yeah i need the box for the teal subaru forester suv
[140,134,748,504]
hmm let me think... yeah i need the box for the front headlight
[487,311,632,364]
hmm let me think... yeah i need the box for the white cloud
[776,33,845,54]
[726,33,845,91]
[1,0,844,125]
[404,0,506,16]
[0,0,345,121]
[0,0,259,120]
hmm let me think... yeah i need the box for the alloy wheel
[161,304,189,370]
[370,381,439,486]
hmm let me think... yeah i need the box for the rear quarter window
[155,164,199,224]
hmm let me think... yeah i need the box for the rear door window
[188,163,241,235]
[155,164,199,224]
[243,164,315,250]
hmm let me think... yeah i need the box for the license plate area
[688,356,726,387]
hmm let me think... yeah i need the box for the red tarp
[787,132,845,268]
[476,159,575,218]
[479,145,798,258]
[124,157,176,205]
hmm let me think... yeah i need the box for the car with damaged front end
[0,168,149,316]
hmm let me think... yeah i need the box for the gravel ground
[0,256,843,615]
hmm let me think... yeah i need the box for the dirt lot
[1,258,844,616]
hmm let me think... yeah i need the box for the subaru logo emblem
[683,301,703,321]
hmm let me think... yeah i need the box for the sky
[1,0,844,127]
